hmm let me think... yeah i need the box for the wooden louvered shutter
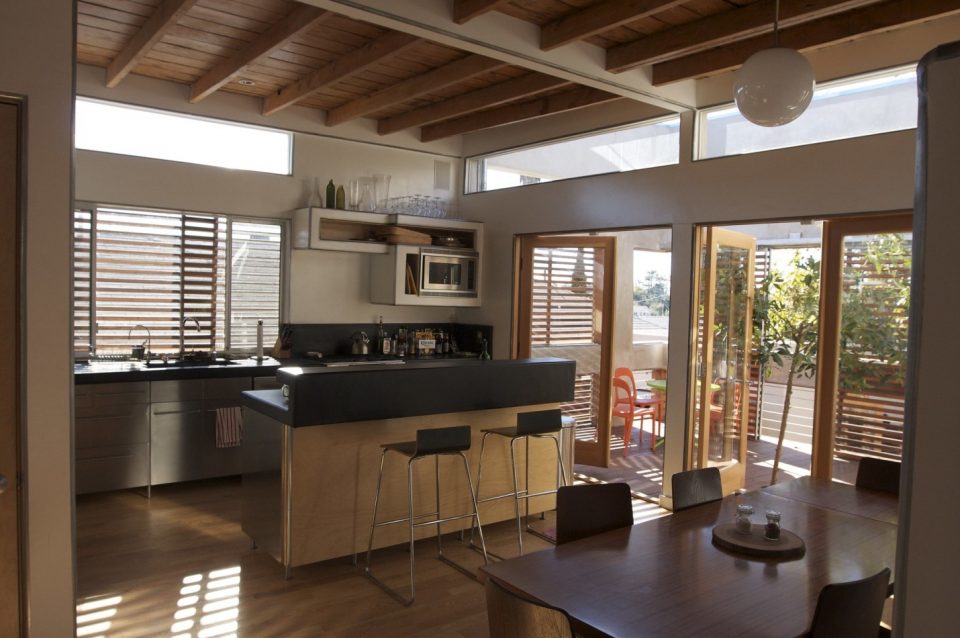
[89,207,217,354]
[530,246,599,346]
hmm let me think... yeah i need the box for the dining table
[480,482,897,637]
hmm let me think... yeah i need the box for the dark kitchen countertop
[74,356,284,384]
[242,357,576,427]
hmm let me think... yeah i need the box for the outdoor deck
[576,422,861,501]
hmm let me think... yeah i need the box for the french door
[689,227,756,494]
[812,213,912,479]
[515,235,616,468]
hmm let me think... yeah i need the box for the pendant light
[734,0,815,127]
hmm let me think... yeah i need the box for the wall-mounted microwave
[419,248,478,297]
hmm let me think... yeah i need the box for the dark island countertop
[74,356,284,384]
[241,357,576,427]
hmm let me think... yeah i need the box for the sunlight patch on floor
[170,566,241,638]
[76,594,122,637]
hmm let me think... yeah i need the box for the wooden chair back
[805,568,890,638]
[671,467,723,511]
[855,458,901,495]
[485,578,574,638]
[556,483,633,544]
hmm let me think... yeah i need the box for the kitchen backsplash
[284,323,493,358]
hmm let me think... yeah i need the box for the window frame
[73,201,289,357]
[694,63,918,162]
[463,114,682,195]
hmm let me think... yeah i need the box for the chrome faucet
[180,316,201,354]
[128,324,152,359]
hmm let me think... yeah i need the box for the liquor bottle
[396,326,406,358]
[325,179,336,208]
[377,316,385,354]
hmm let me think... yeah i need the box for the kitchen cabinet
[75,374,282,494]
[75,382,150,494]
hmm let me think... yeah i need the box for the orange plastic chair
[612,370,657,455]
[615,368,662,451]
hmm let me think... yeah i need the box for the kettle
[351,331,370,355]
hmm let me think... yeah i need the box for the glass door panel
[689,228,756,493]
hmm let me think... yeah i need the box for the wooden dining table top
[763,476,899,525]
[480,486,897,638]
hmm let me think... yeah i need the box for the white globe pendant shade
[734,47,815,127]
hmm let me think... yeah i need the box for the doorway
[689,214,912,492]
[514,228,673,501]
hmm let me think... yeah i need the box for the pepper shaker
[764,511,781,540]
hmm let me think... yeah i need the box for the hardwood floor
[76,478,666,637]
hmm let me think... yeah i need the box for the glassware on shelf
[383,195,448,218]
[374,173,391,211]
[735,504,754,534]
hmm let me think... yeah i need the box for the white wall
[0,0,75,634]
[75,72,466,325]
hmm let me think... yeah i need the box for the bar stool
[364,425,488,606]
[473,409,568,556]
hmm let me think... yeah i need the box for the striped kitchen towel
[215,406,243,448]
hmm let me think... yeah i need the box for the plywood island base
[241,404,572,572]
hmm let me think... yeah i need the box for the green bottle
[336,185,346,210]
[325,179,335,208]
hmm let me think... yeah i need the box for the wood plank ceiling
[77,0,960,141]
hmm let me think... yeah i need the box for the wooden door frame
[811,211,913,479]
[0,92,26,637]
[687,227,755,493]
[514,234,617,467]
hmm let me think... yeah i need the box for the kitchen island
[240,357,576,573]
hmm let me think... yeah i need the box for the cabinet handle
[153,409,203,416]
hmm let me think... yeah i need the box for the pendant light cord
[774,0,781,47]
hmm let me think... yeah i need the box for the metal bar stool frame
[364,425,488,606]
[472,409,568,557]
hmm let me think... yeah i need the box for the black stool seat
[482,409,564,437]
[382,425,472,458]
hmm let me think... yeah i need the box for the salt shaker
[735,504,754,534]
[764,511,781,540]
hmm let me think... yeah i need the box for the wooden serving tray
[712,523,806,560]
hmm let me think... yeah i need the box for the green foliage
[633,269,670,316]
[838,234,911,392]
[755,253,821,379]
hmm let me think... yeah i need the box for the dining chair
[804,568,891,638]
[485,577,575,638]
[555,482,633,544]
[671,467,723,511]
[612,368,657,455]
[855,458,901,495]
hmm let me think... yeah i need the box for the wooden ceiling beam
[377,73,570,135]
[453,0,511,24]
[325,55,509,127]
[190,5,333,103]
[262,31,421,116]
[541,0,687,51]
[607,0,883,72]
[105,0,198,88]
[652,0,960,85]
[420,87,623,142]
